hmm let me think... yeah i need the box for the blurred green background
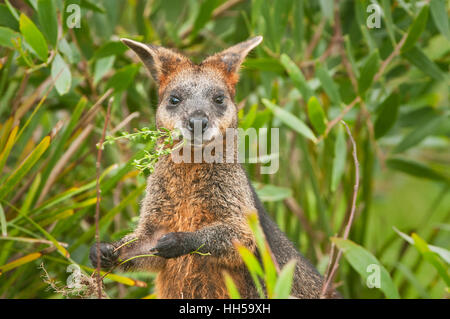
[0,0,448,298]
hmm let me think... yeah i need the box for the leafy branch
[101,127,184,175]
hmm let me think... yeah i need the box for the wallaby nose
[188,112,209,133]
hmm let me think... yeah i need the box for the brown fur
[151,160,257,298]
[90,37,339,299]
[116,157,258,298]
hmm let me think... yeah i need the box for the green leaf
[319,0,333,20]
[106,64,139,93]
[58,38,79,64]
[25,0,38,10]
[374,93,399,139]
[32,165,115,219]
[393,115,448,153]
[70,184,146,251]
[0,125,18,175]
[34,198,96,223]
[0,117,13,152]
[0,4,19,30]
[280,54,313,101]
[80,0,105,13]
[236,245,264,277]
[19,13,48,61]
[0,26,17,48]
[252,108,272,130]
[190,0,221,40]
[0,136,50,201]
[332,237,400,299]
[381,0,396,45]
[40,96,87,183]
[236,244,265,298]
[386,158,449,183]
[394,227,450,264]
[331,126,346,192]
[94,56,115,85]
[99,144,154,194]
[92,41,127,60]
[411,233,450,286]
[223,272,241,299]
[358,50,380,94]
[315,63,341,106]
[307,96,327,135]
[430,0,450,40]
[240,103,258,130]
[401,5,429,53]
[243,58,285,73]
[273,259,296,299]
[37,0,58,47]
[246,212,277,298]
[39,209,74,227]
[344,35,359,78]
[262,98,317,143]
[0,251,43,274]
[402,46,445,81]
[0,204,6,237]
[4,0,19,22]
[32,181,96,216]
[20,173,41,216]
[51,53,72,95]
[253,182,293,202]
[395,262,430,298]
[22,215,70,258]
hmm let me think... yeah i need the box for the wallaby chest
[143,158,255,232]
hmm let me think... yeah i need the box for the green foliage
[37,0,58,47]
[230,212,298,299]
[102,127,182,176]
[332,237,400,299]
[0,0,448,299]
[262,98,317,142]
[51,53,71,95]
[307,96,327,135]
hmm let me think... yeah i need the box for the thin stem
[321,120,359,298]
[94,98,113,299]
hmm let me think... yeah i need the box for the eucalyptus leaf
[37,0,58,46]
[262,98,317,142]
[307,96,327,135]
[51,53,72,95]
[386,158,449,183]
[332,237,400,299]
[280,54,313,101]
[401,5,429,53]
[0,26,17,48]
[430,0,450,40]
[19,13,48,61]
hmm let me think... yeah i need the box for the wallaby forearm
[169,223,256,265]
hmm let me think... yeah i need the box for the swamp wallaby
[90,36,338,299]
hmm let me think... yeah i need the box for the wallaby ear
[201,36,263,80]
[120,38,191,86]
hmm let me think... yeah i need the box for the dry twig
[320,121,360,298]
[94,98,113,298]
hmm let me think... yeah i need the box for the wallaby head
[121,36,262,146]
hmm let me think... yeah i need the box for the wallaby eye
[169,95,181,105]
[214,95,225,105]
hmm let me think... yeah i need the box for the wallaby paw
[153,232,192,259]
[89,242,119,269]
